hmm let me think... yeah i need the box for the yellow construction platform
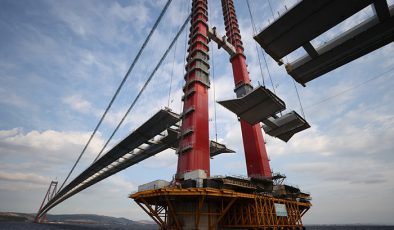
[130,187,311,229]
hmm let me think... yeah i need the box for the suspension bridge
[35,0,394,229]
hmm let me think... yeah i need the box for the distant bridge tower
[34,181,58,223]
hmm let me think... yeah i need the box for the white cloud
[104,175,135,193]
[0,128,104,165]
[109,1,149,28]
[63,95,93,114]
[142,149,177,169]
[0,84,38,112]
[0,127,145,218]
[0,171,49,185]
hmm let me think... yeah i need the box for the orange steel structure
[131,188,311,229]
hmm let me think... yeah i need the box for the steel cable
[246,0,266,86]
[92,14,192,163]
[58,0,173,192]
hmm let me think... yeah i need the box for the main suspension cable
[93,14,192,163]
[58,0,173,192]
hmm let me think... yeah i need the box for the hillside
[0,212,157,229]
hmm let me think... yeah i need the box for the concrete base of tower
[130,177,311,230]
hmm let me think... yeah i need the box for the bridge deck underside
[254,0,394,85]
[37,109,181,217]
[37,109,235,218]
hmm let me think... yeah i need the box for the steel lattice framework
[131,187,311,229]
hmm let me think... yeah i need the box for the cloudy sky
[1,0,394,225]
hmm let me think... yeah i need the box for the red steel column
[176,0,210,178]
[221,0,272,178]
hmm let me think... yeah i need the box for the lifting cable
[167,34,177,107]
[251,0,277,94]
[246,0,266,86]
[261,46,277,94]
[279,0,307,119]
[179,3,191,115]
[167,0,189,109]
[208,0,218,142]
[57,0,173,192]
[292,78,306,118]
[284,44,306,119]
[92,14,192,163]
[210,43,218,143]
[267,0,276,19]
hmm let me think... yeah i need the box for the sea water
[0,222,393,230]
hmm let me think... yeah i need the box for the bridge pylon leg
[34,181,58,223]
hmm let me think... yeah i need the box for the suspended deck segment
[218,86,286,125]
[254,0,394,85]
[254,0,377,63]
[36,109,181,218]
[163,128,235,158]
[209,140,235,157]
[286,5,394,85]
[36,108,236,219]
[262,111,310,142]
[218,86,310,142]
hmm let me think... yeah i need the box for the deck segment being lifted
[262,111,310,143]
[218,86,286,125]
[254,0,394,85]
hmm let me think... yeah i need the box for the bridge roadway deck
[286,5,394,85]
[254,0,394,85]
[37,108,181,217]
[37,108,234,218]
